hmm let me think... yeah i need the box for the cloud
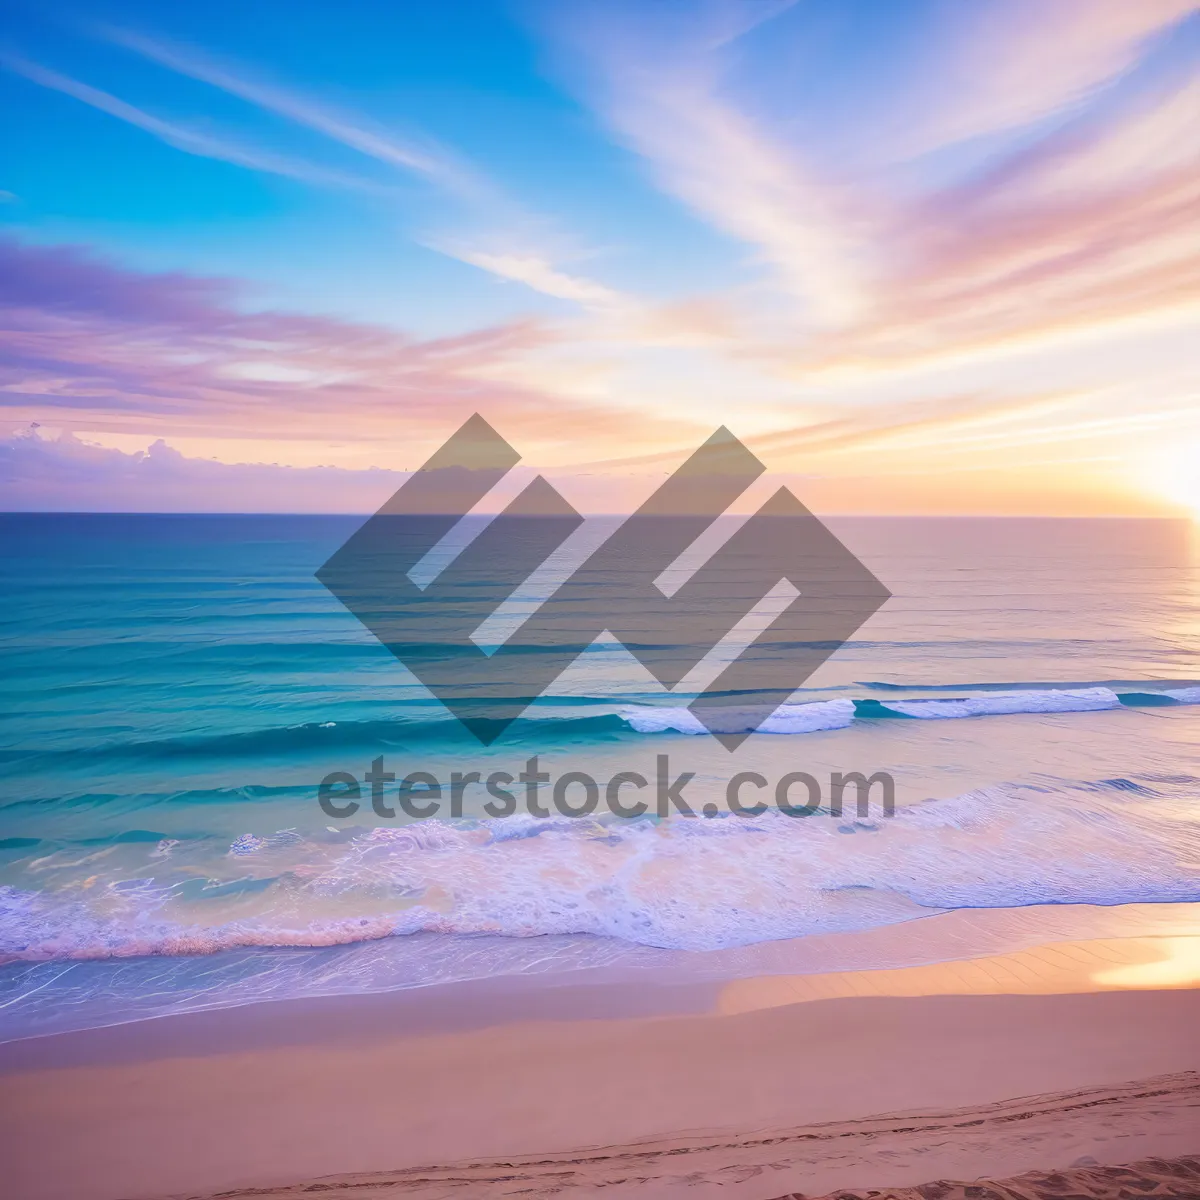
[909,0,1198,153]
[576,387,1082,471]
[0,237,693,458]
[5,8,1196,516]
[441,247,632,309]
[0,54,384,193]
[99,27,491,202]
[540,3,870,326]
[607,83,869,326]
[536,0,1200,385]
[0,427,407,512]
[2,235,1186,516]
[794,72,1200,378]
[95,26,646,312]
[8,26,638,316]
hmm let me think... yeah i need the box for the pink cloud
[906,0,1198,152]
[0,238,692,458]
[540,1,1199,379]
[793,72,1200,376]
[0,427,409,512]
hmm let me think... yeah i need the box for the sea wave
[622,698,856,735]
[3,683,1196,773]
[620,684,1200,735]
[2,775,1196,961]
[863,686,1120,719]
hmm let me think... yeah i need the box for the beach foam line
[3,776,1198,962]
[621,684,1200,734]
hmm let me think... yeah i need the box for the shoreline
[5,899,1200,1045]
[3,933,1199,1200]
[4,928,1200,1072]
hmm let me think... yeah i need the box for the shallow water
[2,514,1198,1037]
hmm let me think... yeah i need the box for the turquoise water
[2,514,1198,1037]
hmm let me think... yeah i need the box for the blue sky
[2,0,1199,513]
[1,0,748,333]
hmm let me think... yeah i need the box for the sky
[1,0,1198,514]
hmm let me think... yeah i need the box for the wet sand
[1,937,1198,1200]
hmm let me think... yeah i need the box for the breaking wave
[3,774,1197,962]
[4,684,1195,775]
[620,685,1200,735]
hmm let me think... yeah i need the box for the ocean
[2,513,1198,1039]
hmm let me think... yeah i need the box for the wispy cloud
[605,81,869,326]
[0,237,697,457]
[535,3,882,327]
[0,53,385,193]
[3,23,640,318]
[442,248,630,308]
[909,0,1198,153]
[5,3,1197,515]
[538,0,1200,379]
[99,27,491,201]
[91,28,732,328]
[89,25,653,315]
[793,71,1200,380]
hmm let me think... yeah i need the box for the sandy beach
[3,934,1199,1200]
[7,0,1200,1193]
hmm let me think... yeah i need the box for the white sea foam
[1165,686,1200,703]
[621,688,1125,734]
[880,686,1121,719]
[2,777,1195,961]
[622,699,856,735]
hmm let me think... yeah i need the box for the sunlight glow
[1145,442,1200,517]
[1092,937,1200,989]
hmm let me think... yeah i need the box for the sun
[1145,442,1200,517]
